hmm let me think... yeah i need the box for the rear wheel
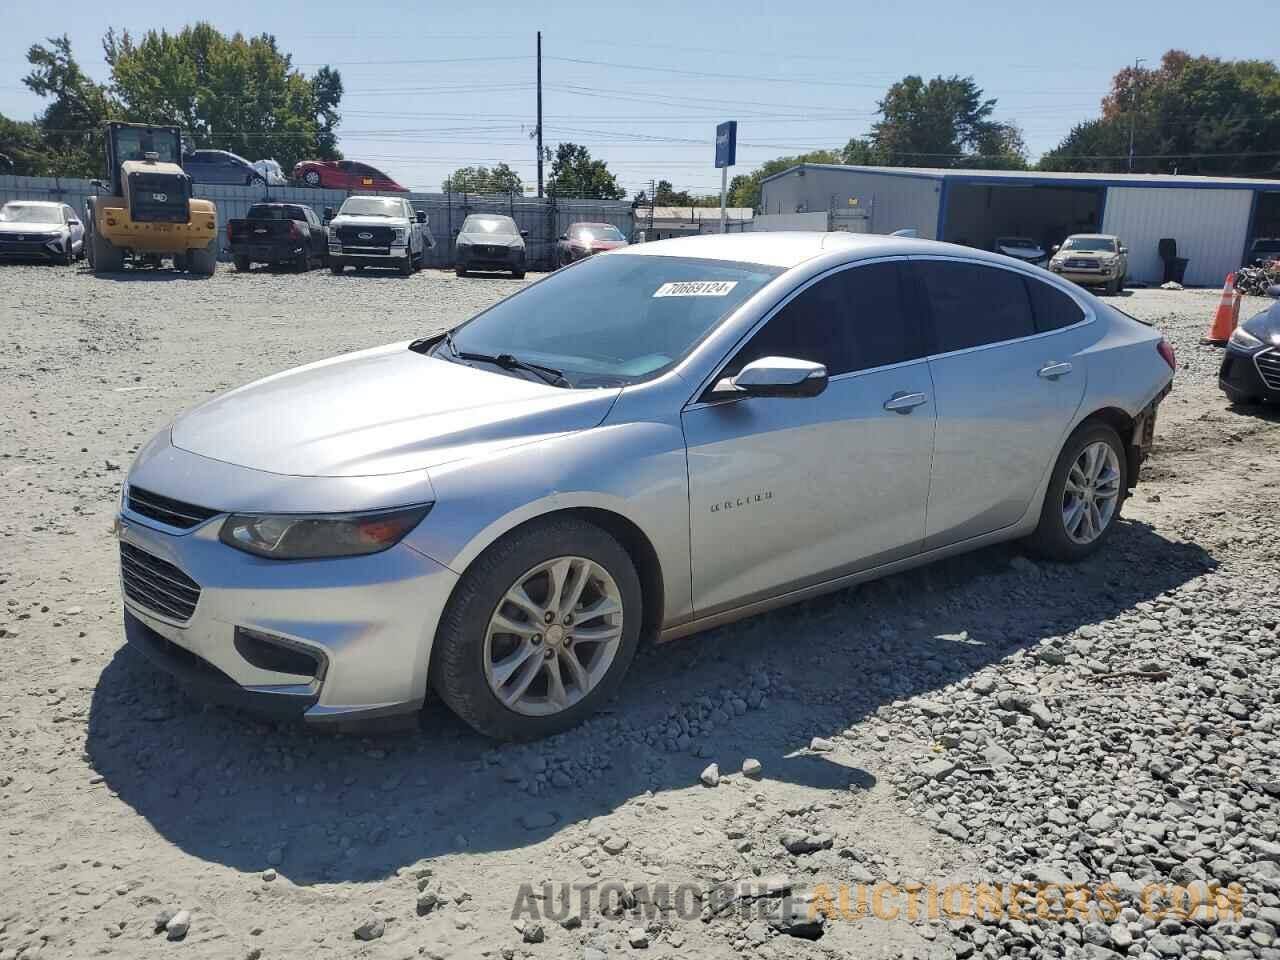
[1028,422,1126,561]
[303,170,321,187]
[431,517,642,741]
[91,231,124,274]
[455,266,468,277]
[188,241,218,277]
[295,250,309,272]
[233,255,251,272]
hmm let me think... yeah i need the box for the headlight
[1229,326,1263,349]
[393,228,406,244]
[219,505,431,560]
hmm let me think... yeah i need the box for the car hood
[171,343,620,477]
[459,232,523,247]
[331,215,407,228]
[0,221,62,235]
[1054,250,1118,261]
[997,242,1044,259]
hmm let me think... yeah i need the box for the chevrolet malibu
[116,233,1175,740]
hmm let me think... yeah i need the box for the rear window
[247,205,307,221]
[917,260,1035,353]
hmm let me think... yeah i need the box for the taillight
[1157,338,1176,371]
[226,221,234,241]
[289,221,301,240]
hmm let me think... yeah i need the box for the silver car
[115,233,1175,739]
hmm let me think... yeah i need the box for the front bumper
[1052,268,1117,287]
[329,245,409,269]
[457,246,524,270]
[234,243,306,262]
[116,501,458,724]
[0,235,67,261]
[1220,343,1280,401]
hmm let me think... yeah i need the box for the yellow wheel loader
[85,122,219,276]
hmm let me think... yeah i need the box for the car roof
[1065,233,1117,240]
[3,200,61,208]
[616,231,1023,269]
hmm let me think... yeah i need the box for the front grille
[127,485,219,529]
[337,225,394,245]
[120,542,202,622]
[0,236,57,254]
[478,244,508,258]
[1065,259,1098,270]
[1256,348,1280,390]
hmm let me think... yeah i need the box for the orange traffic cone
[1204,273,1240,344]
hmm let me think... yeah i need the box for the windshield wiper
[440,332,570,387]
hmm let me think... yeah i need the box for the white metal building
[759,164,1280,287]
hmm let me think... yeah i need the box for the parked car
[227,203,327,272]
[0,200,84,264]
[114,232,1175,740]
[556,222,629,267]
[1246,237,1280,267]
[294,160,406,192]
[182,149,266,186]
[1048,234,1128,295]
[454,214,527,277]
[1219,300,1280,405]
[251,159,288,186]
[994,236,1047,266]
[326,195,431,275]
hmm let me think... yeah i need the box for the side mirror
[90,179,106,189]
[559,233,568,241]
[416,211,427,224]
[453,228,460,236]
[712,357,828,399]
[68,219,81,226]
[520,229,529,238]
[323,207,334,222]
[1119,245,1128,254]
[1050,244,1060,253]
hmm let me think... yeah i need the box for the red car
[292,160,407,192]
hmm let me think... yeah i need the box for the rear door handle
[1038,361,1073,379]
[884,391,929,413]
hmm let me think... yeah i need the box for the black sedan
[1220,302,1280,404]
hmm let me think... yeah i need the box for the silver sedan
[115,233,1175,739]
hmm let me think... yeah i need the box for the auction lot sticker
[653,280,738,298]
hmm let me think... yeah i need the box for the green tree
[442,162,523,194]
[727,149,843,211]
[870,75,1026,168]
[545,143,625,199]
[1041,50,1280,177]
[14,35,118,177]
[0,115,52,176]
[103,23,343,171]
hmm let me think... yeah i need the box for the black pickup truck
[226,202,327,272]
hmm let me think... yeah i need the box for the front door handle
[884,391,929,413]
[1038,361,1073,380]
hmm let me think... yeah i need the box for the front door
[682,260,937,617]
[911,258,1089,549]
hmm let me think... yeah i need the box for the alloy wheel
[483,556,624,717]
[1061,441,1121,545]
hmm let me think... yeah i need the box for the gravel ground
[1,263,1278,960]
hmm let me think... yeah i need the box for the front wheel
[233,255,251,272]
[431,517,643,741]
[399,254,413,277]
[330,262,344,275]
[1028,422,1127,561]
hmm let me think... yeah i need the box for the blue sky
[3,0,1276,195]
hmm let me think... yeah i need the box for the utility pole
[1127,57,1145,173]
[536,32,544,198]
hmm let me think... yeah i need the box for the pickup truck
[325,195,432,276]
[226,202,328,272]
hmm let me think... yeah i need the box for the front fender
[405,420,693,628]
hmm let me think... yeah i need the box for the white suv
[327,196,432,276]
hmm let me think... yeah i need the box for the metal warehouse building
[760,164,1280,287]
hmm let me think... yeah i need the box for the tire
[90,231,124,274]
[295,250,309,272]
[303,170,321,187]
[1104,277,1120,296]
[455,266,468,277]
[172,253,188,272]
[233,255,251,272]
[188,241,217,277]
[1028,421,1127,562]
[60,241,74,266]
[512,270,526,280]
[431,516,643,741]
[399,254,413,277]
[330,261,344,275]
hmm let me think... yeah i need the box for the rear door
[912,258,1091,549]
[682,259,936,616]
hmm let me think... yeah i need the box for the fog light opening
[234,627,326,680]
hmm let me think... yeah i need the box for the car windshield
[1062,237,1116,252]
[572,224,625,242]
[0,204,60,224]
[340,198,402,217]
[443,254,782,387]
[462,215,518,236]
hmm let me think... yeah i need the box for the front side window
[917,260,1035,353]
[726,261,917,378]
[442,254,781,387]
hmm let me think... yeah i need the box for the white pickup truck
[326,195,433,276]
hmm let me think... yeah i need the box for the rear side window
[917,260,1035,353]
[1026,278,1086,332]
[728,261,917,377]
